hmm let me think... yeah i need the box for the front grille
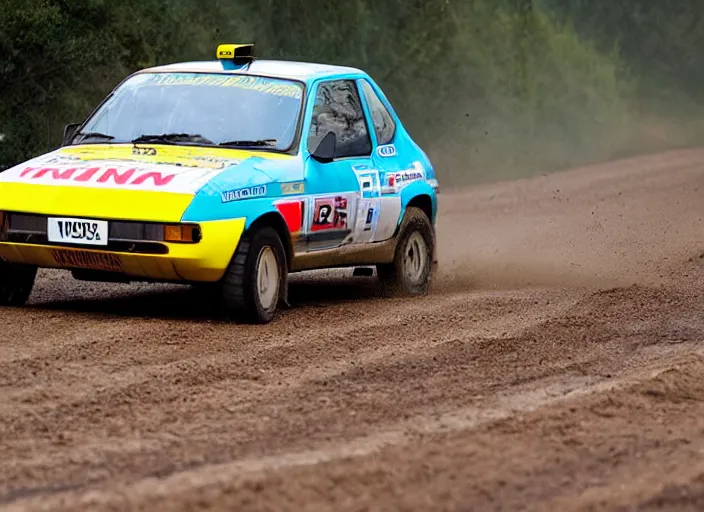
[1,213,171,254]
[9,214,44,233]
[112,222,164,241]
[7,213,166,242]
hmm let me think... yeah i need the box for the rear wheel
[0,261,38,306]
[377,207,435,297]
[221,226,287,324]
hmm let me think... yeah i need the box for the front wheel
[221,226,287,324]
[377,207,435,297]
[0,261,38,306]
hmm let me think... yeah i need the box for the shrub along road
[2,149,704,511]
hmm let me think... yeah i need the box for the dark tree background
[1,0,702,183]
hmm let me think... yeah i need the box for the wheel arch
[395,194,437,266]
[405,194,434,225]
[245,212,294,270]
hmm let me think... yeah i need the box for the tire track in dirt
[3,276,703,508]
[8,347,704,512]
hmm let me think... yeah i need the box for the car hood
[0,144,301,222]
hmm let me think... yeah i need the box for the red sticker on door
[312,196,348,232]
[275,200,304,233]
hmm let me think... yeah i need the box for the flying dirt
[2,149,704,511]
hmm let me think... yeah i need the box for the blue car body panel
[179,62,438,261]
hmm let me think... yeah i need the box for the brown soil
[2,149,704,511]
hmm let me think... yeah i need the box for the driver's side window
[307,80,372,159]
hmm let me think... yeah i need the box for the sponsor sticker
[377,144,397,158]
[364,207,375,231]
[275,200,304,233]
[355,169,380,199]
[390,170,424,184]
[188,156,242,169]
[142,73,304,100]
[41,154,82,164]
[132,147,157,157]
[384,161,425,192]
[60,147,242,170]
[312,196,348,232]
[6,161,225,194]
[19,165,177,187]
[51,249,123,272]
[220,185,267,203]
[280,181,305,195]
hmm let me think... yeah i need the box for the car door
[302,79,381,251]
[356,78,408,242]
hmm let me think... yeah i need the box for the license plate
[47,217,108,246]
[50,249,123,272]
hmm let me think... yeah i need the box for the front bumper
[0,217,245,282]
[0,181,246,282]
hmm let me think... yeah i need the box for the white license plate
[47,217,109,246]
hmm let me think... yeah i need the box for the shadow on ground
[26,271,386,322]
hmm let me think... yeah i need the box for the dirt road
[2,149,704,511]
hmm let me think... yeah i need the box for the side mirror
[310,131,336,163]
[62,123,81,146]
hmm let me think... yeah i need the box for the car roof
[139,59,367,83]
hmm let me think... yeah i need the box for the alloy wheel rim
[256,246,279,311]
[403,232,428,285]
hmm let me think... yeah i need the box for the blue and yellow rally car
[0,44,439,323]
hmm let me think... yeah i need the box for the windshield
[77,72,305,151]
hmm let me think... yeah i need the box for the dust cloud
[431,149,704,295]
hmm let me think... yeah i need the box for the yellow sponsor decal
[56,144,291,170]
[281,181,305,195]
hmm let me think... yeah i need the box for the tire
[221,226,287,324]
[0,260,38,306]
[377,207,435,297]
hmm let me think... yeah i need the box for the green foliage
[0,0,250,167]
[0,0,110,165]
[545,0,704,102]
[0,0,701,182]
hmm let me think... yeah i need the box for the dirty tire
[0,261,38,306]
[221,226,287,324]
[377,206,435,297]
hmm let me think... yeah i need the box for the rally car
[0,44,439,323]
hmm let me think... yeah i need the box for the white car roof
[140,60,365,82]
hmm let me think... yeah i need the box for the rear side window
[359,80,396,145]
[307,80,372,158]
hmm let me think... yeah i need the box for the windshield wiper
[75,132,115,142]
[131,133,214,145]
[218,139,277,148]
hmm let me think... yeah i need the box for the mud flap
[279,263,291,309]
[431,226,439,273]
